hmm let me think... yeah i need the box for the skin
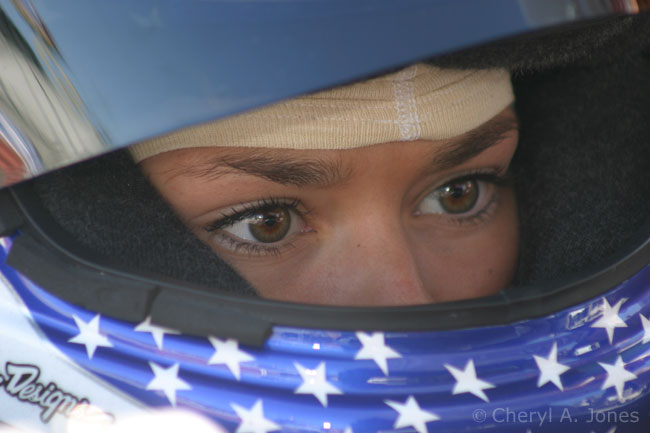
[141,108,519,306]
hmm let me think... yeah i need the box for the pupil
[450,185,465,198]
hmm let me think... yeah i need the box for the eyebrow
[429,111,519,172]
[177,111,518,187]
[178,150,351,188]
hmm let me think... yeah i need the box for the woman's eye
[202,198,312,255]
[416,178,496,219]
[224,206,297,244]
[202,200,313,256]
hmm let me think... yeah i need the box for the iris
[247,208,292,243]
[438,180,478,214]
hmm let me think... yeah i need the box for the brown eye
[247,207,291,243]
[416,178,491,218]
[208,200,309,255]
[438,179,479,214]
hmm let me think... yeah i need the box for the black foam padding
[0,190,23,237]
[511,48,650,284]
[433,14,650,72]
[31,151,255,296]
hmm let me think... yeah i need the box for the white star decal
[384,395,439,433]
[591,298,627,344]
[640,314,650,344]
[354,331,402,375]
[68,314,113,359]
[444,359,495,402]
[146,362,191,406]
[598,356,637,400]
[343,428,354,433]
[533,342,570,391]
[208,337,254,380]
[231,399,280,433]
[134,316,179,349]
[294,362,342,407]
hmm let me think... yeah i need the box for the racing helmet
[1,1,650,432]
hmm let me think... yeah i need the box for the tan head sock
[130,63,513,162]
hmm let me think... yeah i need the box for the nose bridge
[335,210,433,306]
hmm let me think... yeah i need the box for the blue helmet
[0,1,649,432]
